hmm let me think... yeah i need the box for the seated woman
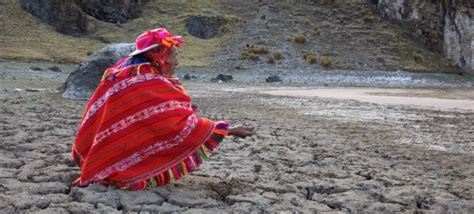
[71,28,254,190]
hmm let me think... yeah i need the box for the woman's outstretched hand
[228,124,254,138]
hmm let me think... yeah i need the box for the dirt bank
[0,64,473,213]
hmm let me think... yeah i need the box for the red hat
[129,28,184,56]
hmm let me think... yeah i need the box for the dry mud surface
[1,66,474,213]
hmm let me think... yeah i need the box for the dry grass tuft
[303,52,318,64]
[219,25,230,33]
[267,55,275,64]
[273,51,284,60]
[294,35,307,44]
[224,15,241,24]
[304,19,310,26]
[320,0,335,5]
[314,26,321,35]
[320,56,333,68]
[413,54,423,63]
[252,46,269,54]
[242,44,269,54]
[240,45,269,61]
[240,51,259,61]
[363,15,375,23]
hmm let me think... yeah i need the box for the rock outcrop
[371,0,473,71]
[21,0,88,36]
[20,0,148,36]
[185,14,227,39]
[63,43,134,100]
[75,0,149,24]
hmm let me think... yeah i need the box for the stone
[48,66,62,72]
[62,43,134,100]
[265,75,282,83]
[35,198,51,209]
[184,74,192,80]
[211,74,233,83]
[76,0,149,23]
[185,14,227,39]
[30,66,42,71]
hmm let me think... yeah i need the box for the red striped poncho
[71,59,228,190]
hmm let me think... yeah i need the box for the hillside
[0,0,464,72]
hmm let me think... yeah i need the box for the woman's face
[165,47,178,76]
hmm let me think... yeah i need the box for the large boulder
[21,0,88,36]
[62,43,135,100]
[75,0,149,23]
[185,14,227,39]
[371,0,473,71]
[21,0,148,36]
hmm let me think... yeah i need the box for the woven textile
[72,59,228,190]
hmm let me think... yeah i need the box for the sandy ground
[260,87,474,111]
[1,65,473,213]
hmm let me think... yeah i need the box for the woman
[71,28,254,190]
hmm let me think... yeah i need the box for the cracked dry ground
[1,81,473,213]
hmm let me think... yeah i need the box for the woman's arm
[228,124,254,138]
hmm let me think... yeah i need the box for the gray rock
[21,0,88,36]
[63,202,96,213]
[185,14,226,39]
[129,202,185,212]
[167,190,220,208]
[265,75,282,83]
[444,5,473,71]
[96,203,122,213]
[48,66,61,72]
[372,0,473,71]
[184,74,192,80]
[62,43,134,100]
[70,187,121,209]
[35,198,51,209]
[77,0,149,23]
[211,74,233,83]
[34,208,69,214]
[30,66,42,71]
